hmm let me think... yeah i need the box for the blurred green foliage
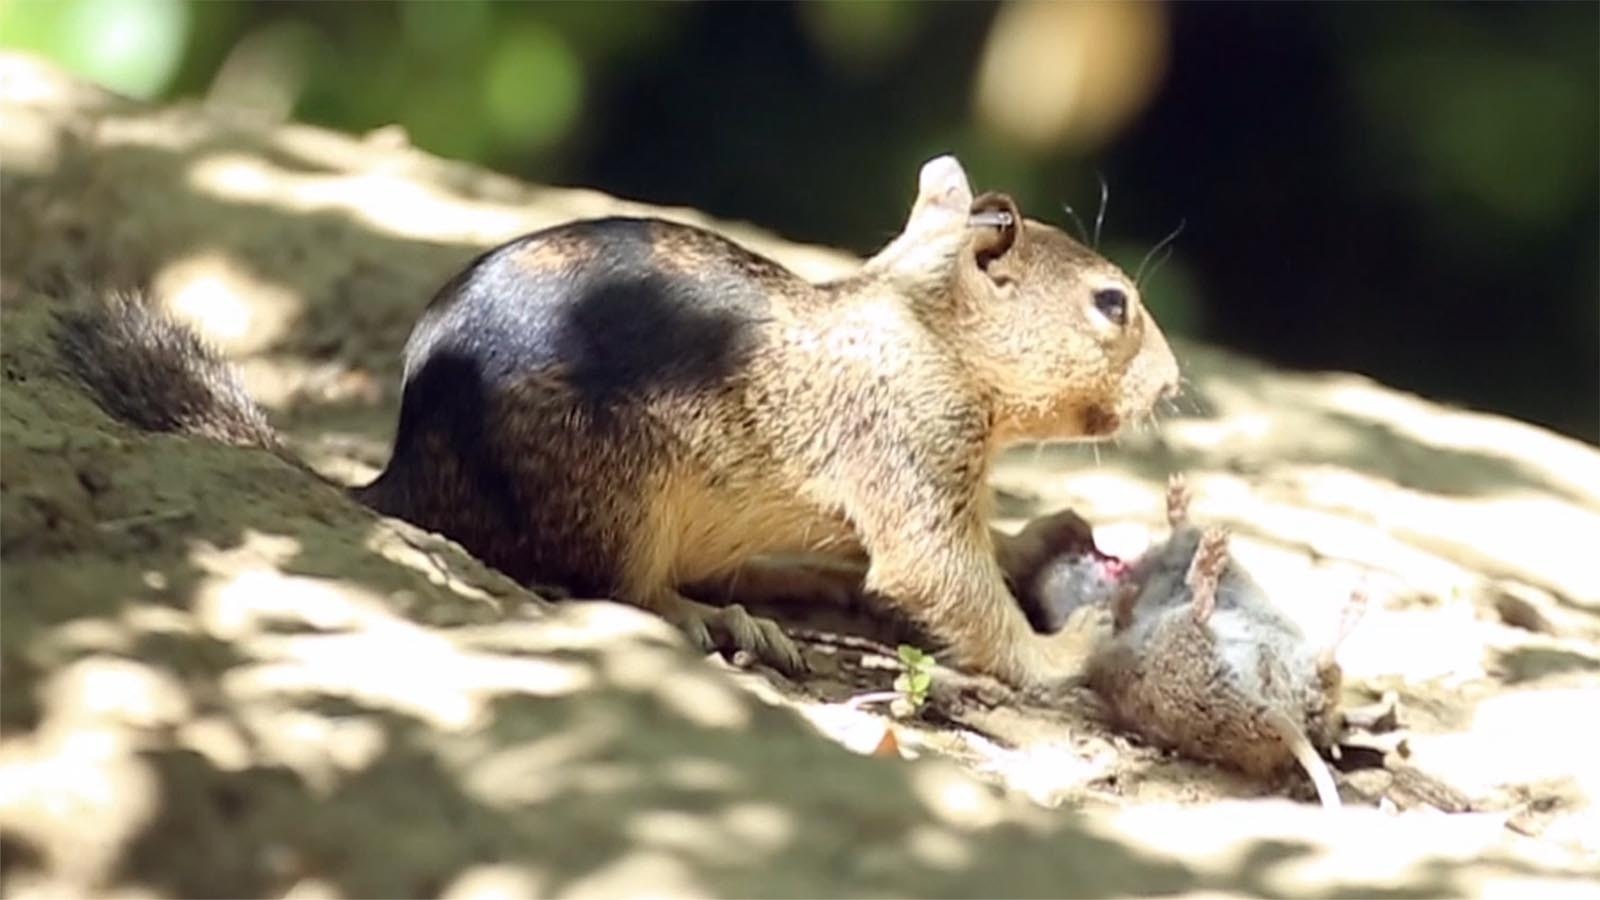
[2,0,189,98]
[2,0,1595,440]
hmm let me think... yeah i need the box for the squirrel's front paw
[660,595,808,676]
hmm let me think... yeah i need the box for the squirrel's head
[868,155,1181,446]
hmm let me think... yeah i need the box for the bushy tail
[53,288,287,453]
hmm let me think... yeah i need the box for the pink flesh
[1093,549,1129,578]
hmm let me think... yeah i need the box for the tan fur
[510,231,596,273]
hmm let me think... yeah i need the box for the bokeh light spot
[0,0,191,99]
[484,24,583,153]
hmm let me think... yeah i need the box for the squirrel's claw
[663,596,808,676]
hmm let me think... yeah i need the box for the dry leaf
[871,727,903,759]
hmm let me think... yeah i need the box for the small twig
[843,690,903,710]
[787,626,902,659]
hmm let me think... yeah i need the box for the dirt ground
[2,54,1597,898]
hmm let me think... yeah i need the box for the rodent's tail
[1266,711,1342,809]
[54,288,291,458]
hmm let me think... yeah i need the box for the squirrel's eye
[1092,288,1128,326]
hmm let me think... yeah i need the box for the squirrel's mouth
[1080,404,1121,436]
[990,397,1128,445]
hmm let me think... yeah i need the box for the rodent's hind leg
[645,589,808,676]
[1334,585,1369,648]
[1165,473,1192,528]
[1318,584,1370,678]
[1111,579,1142,632]
[1184,526,1231,623]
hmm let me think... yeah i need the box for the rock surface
[2,54,1597,898]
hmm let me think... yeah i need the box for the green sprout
[891,644,935,716]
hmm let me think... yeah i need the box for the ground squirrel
[57,155,1179,688]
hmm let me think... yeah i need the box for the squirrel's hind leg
[637,587,808,676]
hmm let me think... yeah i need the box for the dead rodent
[1002,507,1127,634]
[53,155,1180,687]
[1055,476,1363,807]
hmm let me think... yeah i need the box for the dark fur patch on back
[368,217,784,589]
[398,217,772,421]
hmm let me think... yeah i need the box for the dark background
[8,0,1596,441]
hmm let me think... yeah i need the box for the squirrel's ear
[906,155,976,234]
[863,154,974,280]
[969,191,1021,271]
